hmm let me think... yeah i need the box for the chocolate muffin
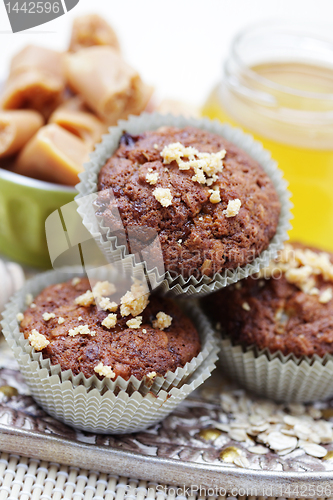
[20,277,201,381]
[96,126,281,279]
[203,243,333,358]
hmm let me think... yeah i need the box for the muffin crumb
[160,142,225,187]
[242,302,251,311]
[42,312,56,321]
[120,282,149,317]
[319,288,333,304]
[146,172,159,185]
[152,311,172,330]
[126,316,142,329]
[223,199,241,218]
[102,313,117,329]
[92,281,116,297]
[75,290,95,307]
[28,329,50,351]
[209,186,221,204]
[68,325,96,337]
[58,317,65,325]
[94,362,116,379]
[98,297,118,312]
[72,277,81,286]
[146,371,157,379]
[160,142,195,165]
[261,244,333,296]
[153,187,173,207]
[16,313,24,323]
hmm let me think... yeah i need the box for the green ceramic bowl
[0,168,76,269]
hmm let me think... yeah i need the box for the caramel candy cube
[57,95,90,113]
[0,110,43,158]
[69,14,120,53]
[64,46,153,124]
[49,108,108,147]
[1,45,65,118]
[9,45,64,82]
[14,124,90,185]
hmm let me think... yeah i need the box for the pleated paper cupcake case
[1,267,219,433]
[75,112,293,299]
[219,335,333,403]
[5,323,218,434]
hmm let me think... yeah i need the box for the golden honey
[203,25,333,251]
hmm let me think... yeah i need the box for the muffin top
[96,126,281,279]
[203,243,333,358]
[19,277,201,381]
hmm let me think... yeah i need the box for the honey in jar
[203,23,333,250]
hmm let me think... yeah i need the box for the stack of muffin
[7,110,333,435]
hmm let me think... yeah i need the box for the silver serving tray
[1,342,333,498]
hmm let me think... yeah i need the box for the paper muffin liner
[218,334,333,403]
[75,112,292,298]
[1,267,219,433]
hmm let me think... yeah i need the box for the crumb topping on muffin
[42,312,56,321]
[101,313,117,329]
[160,141,226,187]
[68,324,96,337]
[319,288,333,304]
[223,199,242,218]
[20,278,200,380]
[146,172,159,185]
[94,362,116,379]
[28,329,50,351]
[16,312,24,323]
[203,243,333,358]
[152,311,173,330]
[209,186,221,204]
[75,290,95,306]
[260,243,333,298]
[98,297,118,311]
[120,282,149,317]
[92,281,116,297]
[153,187,173,207]
[126,316,142,328]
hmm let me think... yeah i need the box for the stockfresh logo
[3,0,80,33]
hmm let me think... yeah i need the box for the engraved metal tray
[1,340,333,498]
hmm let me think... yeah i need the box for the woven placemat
[0,453,172,500]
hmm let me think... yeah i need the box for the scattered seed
[248,445,269,455]
[301,443,328,458]
[233,455,250,468]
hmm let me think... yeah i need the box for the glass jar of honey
[203,22,333,251]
